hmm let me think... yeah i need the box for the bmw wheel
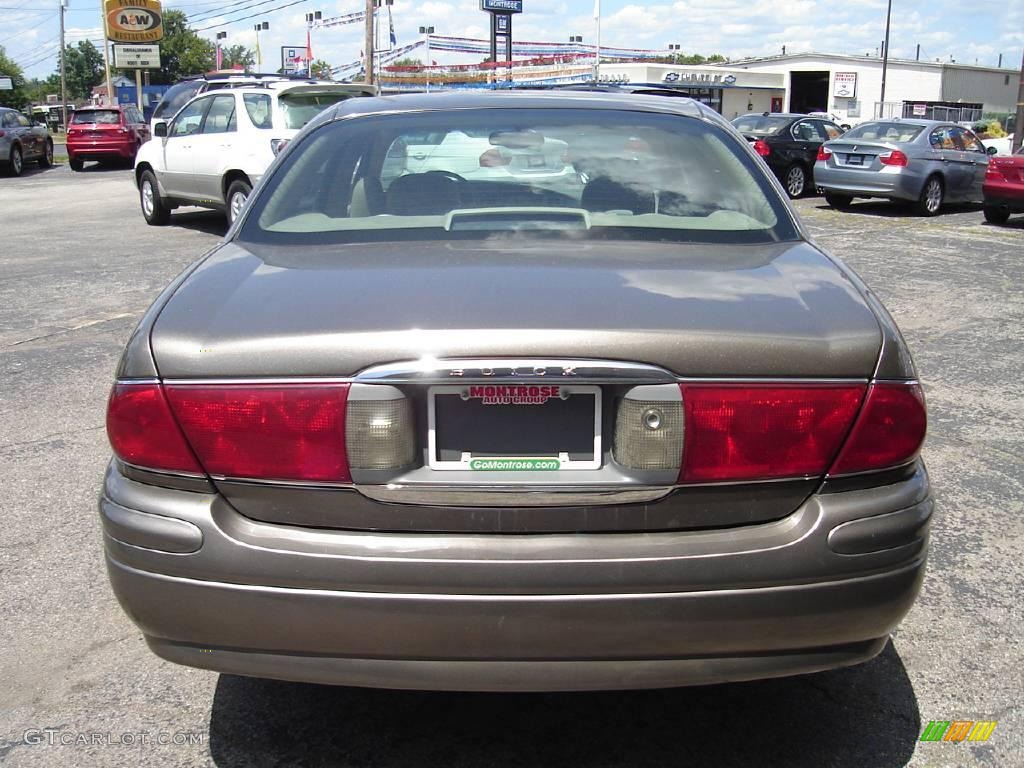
[915,176,943,217]
[7,145,23,177]
[38,140,54,168]
[226,179,253,225]
[824,192,853,209]
[983,205,1010,225]
[784,164,806,198]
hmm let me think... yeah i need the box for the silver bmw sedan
[101,91,930,692]
[815,118,992,215]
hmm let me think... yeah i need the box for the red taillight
[163,384,352,483]
[753,139,771,157]
[985,162,1007,180]
[879,150,909,167]
[816,146,832,162]
[679,385,865,483]
[479,148,511,167]
[0,130,5,138]
[106,383,204,474]
[829,382,926,475]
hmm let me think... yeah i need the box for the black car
[732,113,845,198]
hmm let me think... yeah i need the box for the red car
[983,144,1024,224]
[66,104,150,171]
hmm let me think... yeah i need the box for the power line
[192,0,308,31]
[0,11,56,45]
[185,0,271,20]
[190,0,300,25]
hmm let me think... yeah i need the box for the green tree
[61,40,105,101]
[309,59,333,79]
[221,44,254,70]
[152,9,214,84]
[390,57,423,67]
[22,74,61,105]
[0,44,29,109]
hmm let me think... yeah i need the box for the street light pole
[1013,49,1024,154]
[879,0,892,117]
[419,26,434,92]
[58,0,67,128]
[305,11,322,77]
[593,0,601,81]
[254,22,268,68]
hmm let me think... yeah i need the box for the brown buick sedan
[101,91,930,692]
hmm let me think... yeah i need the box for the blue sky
[3,0,1020,81]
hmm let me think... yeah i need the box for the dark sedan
[732,112,844,198]
[0,106,54,176]
[100,91,930,692]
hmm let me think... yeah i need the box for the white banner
[113,44,160,68]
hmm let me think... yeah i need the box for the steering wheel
[422,170,465,183]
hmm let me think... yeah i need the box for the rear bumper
[67,140,135,159]
[983,183,1024,210]
[814,163,926,201]
[100,461,931,691]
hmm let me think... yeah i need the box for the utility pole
[879,0,892,118]
[58,0,68,128]
[100,0,113,103]
[1013,49,1024,154]
[593,0,601,81]
[364,0,375,84]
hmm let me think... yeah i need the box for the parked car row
[731,112,1022,223]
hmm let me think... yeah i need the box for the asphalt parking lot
[1,159,1021,768]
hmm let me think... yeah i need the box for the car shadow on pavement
[812,200,981,218]
[207,640,919,768]
[171,210,230,236]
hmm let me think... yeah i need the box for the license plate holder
[847,154,864,166]
[428,384,602,470]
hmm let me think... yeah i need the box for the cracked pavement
[1,161,1021,767]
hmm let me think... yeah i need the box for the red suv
[67,104,150,171]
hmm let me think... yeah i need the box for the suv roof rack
[179,72,312,83]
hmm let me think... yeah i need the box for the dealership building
[596,52,1019,124]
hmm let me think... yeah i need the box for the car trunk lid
[151,239,881,379]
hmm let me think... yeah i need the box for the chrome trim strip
[152,376,884,386]
[825,457,920,480]
[355,485,675,508]
[159,378,355,386]
[118,459,208,480]
[354,358,678,384]
[211,475,355,489]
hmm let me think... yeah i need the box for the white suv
[135,81,377,226]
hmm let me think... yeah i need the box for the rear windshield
[731,115,791,136]
[278,92,356,130]
[842,122,924,143]
[153,81,202,120]
[238,108,799,247]
[71,110,120,124]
